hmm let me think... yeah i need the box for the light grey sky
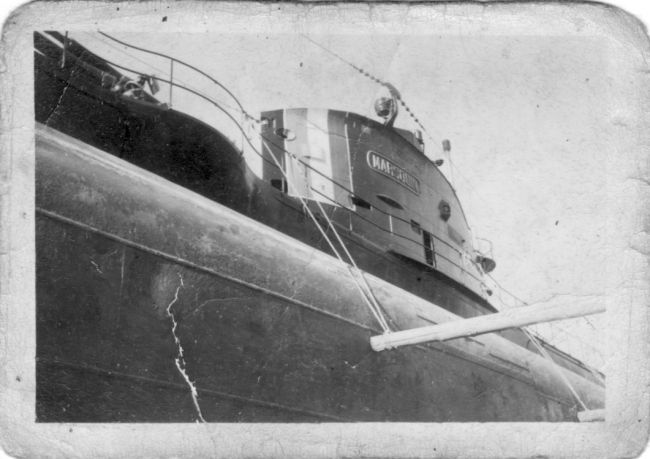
[63,29,618,369]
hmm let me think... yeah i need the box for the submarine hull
[36,125,603,422]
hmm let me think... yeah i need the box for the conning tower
[260,106,494,301]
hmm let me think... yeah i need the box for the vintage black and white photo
[1,2,649,457]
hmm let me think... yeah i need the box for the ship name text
[366,150,420,195]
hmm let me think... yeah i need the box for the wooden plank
[371,301,605,351]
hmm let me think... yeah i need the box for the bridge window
[350,195,371,209]
[270,179,288,192]
[377,194,404,210]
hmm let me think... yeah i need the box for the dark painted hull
[36,126,605,422]
[33,33,604,422]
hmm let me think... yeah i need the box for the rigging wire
[300,34,441,146]
[311,199,391,331]
[487,272,602,357]
[522,329,588,411]
[259,138,392,333]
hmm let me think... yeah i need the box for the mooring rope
[312,199,391,332]
[522,329,588,411]
[259,138,392,333]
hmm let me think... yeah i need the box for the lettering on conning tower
[366,150,420,195]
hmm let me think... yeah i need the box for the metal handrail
[98,31,253,120]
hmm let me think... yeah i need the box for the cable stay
[487,272,605,369]
[301,34,440,147]
[524,325,603,421]
[259,138,392,333]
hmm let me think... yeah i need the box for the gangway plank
[371,301,605,351]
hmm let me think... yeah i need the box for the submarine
[33,31,604,422]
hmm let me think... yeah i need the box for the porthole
[438,200,451,221]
